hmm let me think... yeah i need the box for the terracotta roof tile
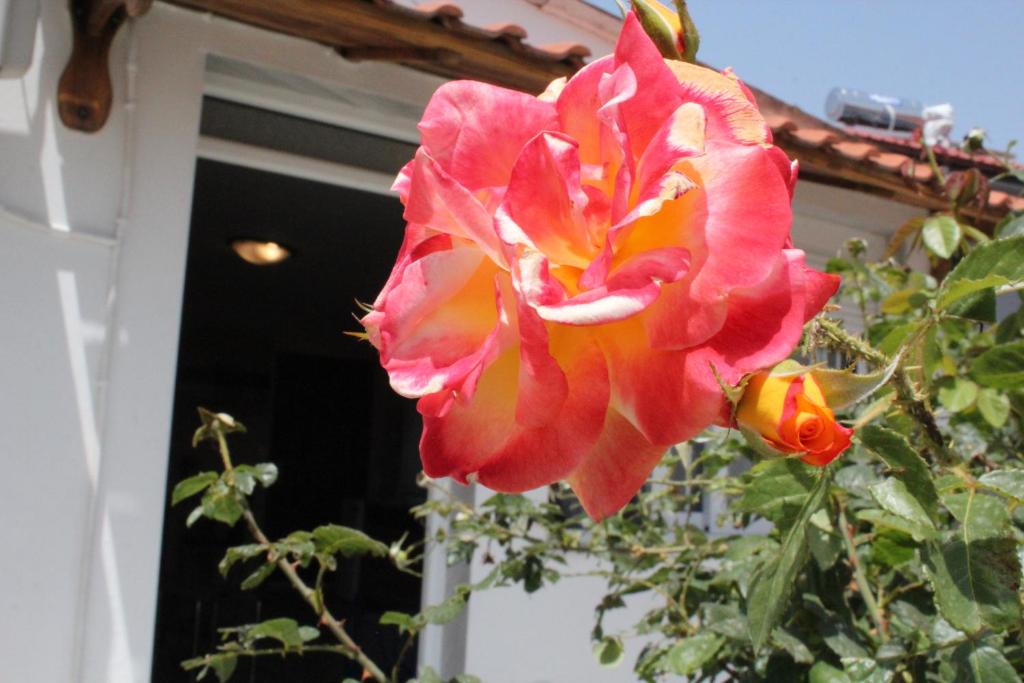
[360,0,592,72]
[870,152,910,173]
[790,128,840,147]
[832,141,876,162]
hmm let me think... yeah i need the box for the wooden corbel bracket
[58,0,152,133]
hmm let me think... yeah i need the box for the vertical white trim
[76,7,209,682]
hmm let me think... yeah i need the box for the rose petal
[566,407,668,521]
[419,80,558,193]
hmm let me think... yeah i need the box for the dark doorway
[150,157,424,681]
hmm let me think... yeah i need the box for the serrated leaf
[869,478,936,537]
[937,276,1009,310]
[746,471,829,650]
[937,378,979,412]
[312,525,388,558]
[923,215,962,258]
[810,352,902,410]
[858,426,939,523]
[664,632,723,675]
[172,472,218,506]
[925,489,1021,633]
[593,636,625,668]
[977,388,1011,427]
[971,340,1024,389]
[951,642,1019,682]
[938,235,1024,308]
[978,469,1024,502]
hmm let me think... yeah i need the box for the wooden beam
[163,0,580,93]
[58,0,154,132]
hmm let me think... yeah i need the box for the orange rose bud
[735,369,853,467]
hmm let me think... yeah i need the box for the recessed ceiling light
[230,239,291,266]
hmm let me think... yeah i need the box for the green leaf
[937,378,979,412]
[380,610,421,635]
[239,561,276,590]
[809,661,851,683]
[996,211,1024,239]
[248,618,306,649]
[736,459,815,527]
[664,632,724,675]
[218,544,265,577]
[951,642,1019,682]
[856,509,937,542]
[298,626,320,642]
[858,425,939,523]
[701,602,748,641]
[870,529,917,567]
[978,469,1024,502]
[209,655,237,683]
[772,628,813,664]
[186,505,204,528]
[938,235,1024,308]
[971,340,1024,389]
[925,489,1021,633]
[414,667,443,683]
[233,463,278,489]
[869,478,936,538]
[977,388,1011,427]
[172,472,218,505]
[923,215,962,258]
[809,352,902,410]
[745,470,829,650]
[421,590,468,626]
[201,485,244,526]
[807,509,842,571]
[182,654,238,683]
[593,636,625,668]
[312,525,388,558]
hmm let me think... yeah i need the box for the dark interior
[150,157,425,681]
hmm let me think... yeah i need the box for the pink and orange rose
[362,13,839,519]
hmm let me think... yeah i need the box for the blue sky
[585,0,1024,153]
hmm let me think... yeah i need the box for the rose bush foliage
[363,13,838,518]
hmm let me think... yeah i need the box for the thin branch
[838,501,889,642]
[238,504,389,682]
